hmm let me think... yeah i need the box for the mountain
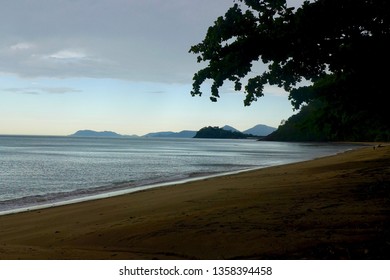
[69,124,276,139]
[221,125,241,133]
[70,130,125,138]
[143,130,197,138]
[243,124,276,136]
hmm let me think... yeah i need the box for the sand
[0,144,389,260]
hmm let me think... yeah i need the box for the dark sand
[0,144,389,259]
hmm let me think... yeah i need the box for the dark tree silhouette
[190,0,390,140]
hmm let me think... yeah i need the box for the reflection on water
[0,135,360,212]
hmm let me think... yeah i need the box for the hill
[243,124,276,136]
[221,125,241,133]
[68,124,277,140]
[69,130,125,138]
[143,130,197,138]
[194,126,251,139]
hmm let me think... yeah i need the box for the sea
[0,135,360,214]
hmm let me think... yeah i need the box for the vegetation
[194,126,253,139]
[190,0,390,141]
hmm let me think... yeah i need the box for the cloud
[10,42,35,51]
[0,0,308,84]
[3,87,82,95]
[42,87,83,94]
[45,50,87,60]
[0,0,236,84]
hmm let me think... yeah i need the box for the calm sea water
[0,136,359,213]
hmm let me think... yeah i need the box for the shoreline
[0,144,389,259]
[0,166,266,217]
[0,145,359,217]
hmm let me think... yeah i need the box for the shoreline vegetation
[0,144,389,260]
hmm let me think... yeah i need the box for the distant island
[194,126,253,139]
[145,124,276,138]
[69,124,276,139]
[241,124,277,137]
[143,130,197,138]
[69,130,128,138]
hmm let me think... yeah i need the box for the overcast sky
[0,0,305,136]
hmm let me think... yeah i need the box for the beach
[0,144,389,260]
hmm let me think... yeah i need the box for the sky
[0,0,305,136]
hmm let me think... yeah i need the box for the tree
[194,126,250,139]
[189,0,390,140]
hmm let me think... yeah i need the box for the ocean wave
[0,137,360,214]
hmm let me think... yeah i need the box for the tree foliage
[190,0,390,141]
[194,126,251,139]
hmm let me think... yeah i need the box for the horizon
[0,122,277,137]
[0,1,306,136]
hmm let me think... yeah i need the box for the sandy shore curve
[0,144,389,259]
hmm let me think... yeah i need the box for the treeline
[265,100,390,142]
[194,126,255,139]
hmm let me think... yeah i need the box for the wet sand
[0,144,389,259]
